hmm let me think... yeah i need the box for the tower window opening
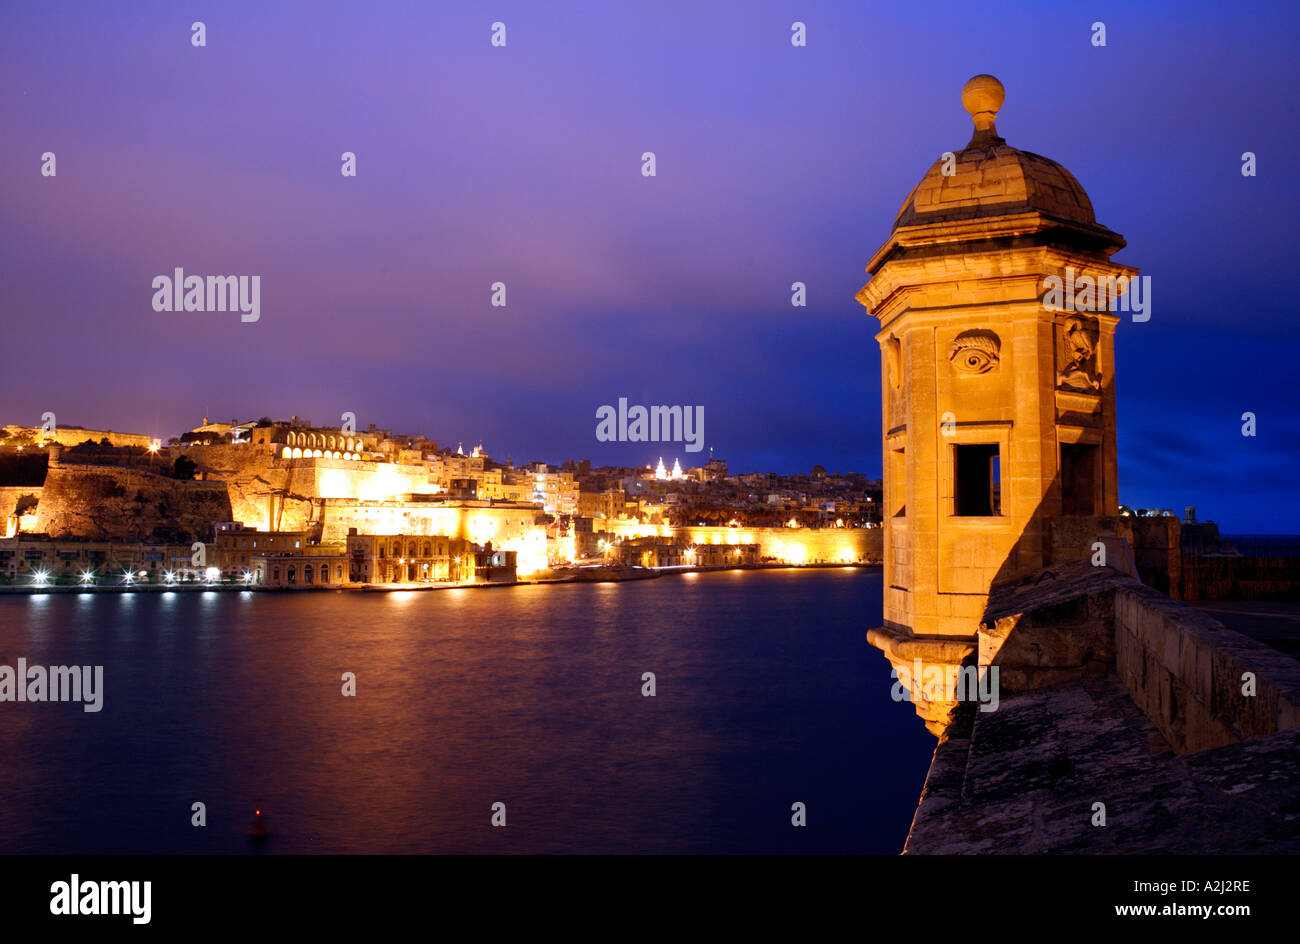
[1061,443,1100,516]
[955,444,1000,516]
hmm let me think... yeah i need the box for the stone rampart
[605,521,883,564]
[31,462,231,542]
[1115,583,1300,753]
[0,486,41,518]
[2,425,152,449]
[182,444,436,531]
[901,560,1300,852]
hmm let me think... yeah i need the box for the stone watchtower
[858,76,1138,733]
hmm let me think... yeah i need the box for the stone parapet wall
[1048,515,1180,597]
[1115,584,1300,754]
[980,584,1117,693]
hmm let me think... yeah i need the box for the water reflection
[0,569,932,854]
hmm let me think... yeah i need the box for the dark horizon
[3,0,1298,530]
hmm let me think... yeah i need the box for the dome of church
[893,75,1097,229]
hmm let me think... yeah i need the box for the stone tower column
[858,76,1138,734]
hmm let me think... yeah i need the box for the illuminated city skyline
[2,1,1297,531]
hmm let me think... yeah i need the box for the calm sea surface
[0,568,934,854]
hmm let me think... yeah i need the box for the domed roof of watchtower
[893,75,1099,230]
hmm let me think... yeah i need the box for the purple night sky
[2,0,1297,530]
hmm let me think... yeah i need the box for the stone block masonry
[905,678,1300,854]
[1116,583,1300,753]
[899,559,1300,852]
[31,462,231,543]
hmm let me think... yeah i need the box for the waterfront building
[473,544,518,583]
[344,531,477,584]
[0,536,208,583]
[313,496,546,572]
[252,544,350,587]
[213,526,309,574]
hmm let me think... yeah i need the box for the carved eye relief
[949,330,1001,374]
[956,348,997,373]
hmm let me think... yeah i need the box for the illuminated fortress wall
[2,425,153,449]
[31,461,231,541]
[184,444,438,532]
[605,521,883,564]
[317,499,548,574]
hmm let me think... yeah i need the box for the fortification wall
[977,561,1300,755]
[604,522,883,563]
[174,443,303,530]
[318,499,548,574]
[2,425,152,449]
[902,566,1300,852]
[31,463,231,542]
[182,444,435,531]
[0,486,41,518]
[1048,515,1181,598]
[1116,584,1300,753]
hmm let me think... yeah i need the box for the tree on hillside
[172,455,198,480]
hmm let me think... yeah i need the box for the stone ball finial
[962,74,1004,132]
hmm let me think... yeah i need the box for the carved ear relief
[949,329,1001,374]
[1057,317,1101,391]
[886,335,902,389]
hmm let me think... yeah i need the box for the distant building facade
[345,531,477,584]
[0,536,206,582]
[213,527,309,574]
